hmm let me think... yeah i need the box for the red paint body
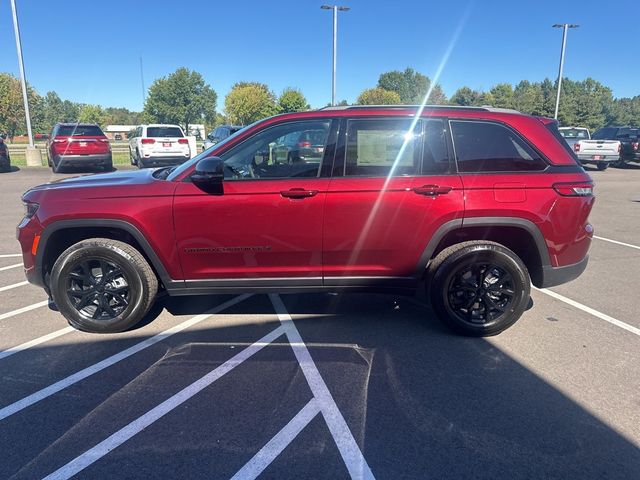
[18,107,594,294]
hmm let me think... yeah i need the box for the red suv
[47,123,112,173]
[18,106,594,336]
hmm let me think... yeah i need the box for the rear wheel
[427,241,530,336]
[597,162,608,171]
[613,159,627,168]
[50,238,158,333]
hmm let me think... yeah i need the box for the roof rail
[318,104,520,114]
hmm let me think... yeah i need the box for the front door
[323,117,464,284]
[174,120,336,284]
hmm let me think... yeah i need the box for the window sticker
[356,130,414,167]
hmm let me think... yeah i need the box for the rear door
[322,117,463,284]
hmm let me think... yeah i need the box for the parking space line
[0,254,22,258]
[0,280,28,293]
[42,325,286,480]
[0,294,252,422]
[0,263,22,272]
[0,300,48,321]
[535,287,640,337]
[594,235,640,251]
[0,327,75,361]
[231,398,321,480]
[270,294,375,480]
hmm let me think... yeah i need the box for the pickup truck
[591,126,640,167]
[560,127,620,171]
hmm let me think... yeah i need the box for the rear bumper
[539,256,589,288]
[55,153,112,167]
[577,154,618,164]
[139,156,190,167]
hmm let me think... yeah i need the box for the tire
[52,158,63,173]
[613,159,626,168]
[136,150,145,169]
[597,162,608,171]
[50,238,158,333]
[427,241,530,337]
[130,149,137,166]
[103,161,113,172]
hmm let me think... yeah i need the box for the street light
[321,5,350,106]
[552,23,579,119]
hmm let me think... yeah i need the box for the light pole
[9,0,41,166]
[321,5,350,106]
[552,23,579,120]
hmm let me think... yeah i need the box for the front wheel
[427,241,530,336]
[50,238,158,333]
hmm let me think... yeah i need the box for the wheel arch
[417,217,551,287]
[37,219,174,291]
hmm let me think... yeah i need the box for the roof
[319,104,521,114]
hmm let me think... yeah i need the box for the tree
[278,88,309,113]
[224,82,278,125]
[104,107,142,125]
[78,104,106,126]
[512,80,544,115]
[450,87,482,106]
[0,72,42,139]
[144,67,217,133]
[378,68,427,104]
[489,83,514,109]
[356,87,401,105]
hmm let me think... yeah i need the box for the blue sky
[1,0,638,112]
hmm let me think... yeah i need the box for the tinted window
[56,125,104,137]
[146,127,183,138]
[559,128,589,139]
[221,121,330,179]
[451,120,547,172]
[345,119,421,177]
[422,119,451,174]
[592,128,617,140]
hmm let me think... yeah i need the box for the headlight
[23,202,39,219]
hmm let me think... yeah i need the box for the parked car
[129,124,191,168]
[0,135,10,173]
[591,126,640,167]
[271,129,326,164]
[46,123,112,173]
[18,105,594,337]
[560,127,620,171]
[202,125,243,151]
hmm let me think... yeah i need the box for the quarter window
[450,120,547,172]
[345,119,421,177]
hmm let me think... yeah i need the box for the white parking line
[0,300,48,321]
[231,398,321,480]
[0,254,22,258]
[0,280,28,293]
[0,263,22,272]
[0,294,252,421]
[270,294,375,480]
[535,287,640,337]
[594,235,640,251]
[0,327,75,361]
[42,325,286,480]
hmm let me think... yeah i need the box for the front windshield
[167,121,259,181]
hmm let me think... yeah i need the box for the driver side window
[221,121,331,180]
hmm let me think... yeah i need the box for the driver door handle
[413,184,453,196]
[280,188,318,199]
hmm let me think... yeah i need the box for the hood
[29,168,158,192]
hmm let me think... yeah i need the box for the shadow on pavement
[0,293,638,479]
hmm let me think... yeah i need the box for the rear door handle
[413,184,453,196]
[280,188,318,199]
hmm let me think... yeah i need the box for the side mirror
[192,156,224,195]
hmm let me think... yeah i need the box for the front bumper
[539,256,589,288]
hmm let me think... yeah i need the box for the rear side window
[56,125,104,137]
[422,119,452,174]
[345,118,421,177]
[146,127,183,138]
[450,120,547,172]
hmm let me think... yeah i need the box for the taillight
[298,141,311,148]
[633,142,639,151]
[53,138,67,143]
[553,182,594,197]
[618,143,622,153]
[573,143,580,152]
[178,138,189,144]
[141,138,155,144]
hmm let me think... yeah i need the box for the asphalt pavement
[0,165,639,479]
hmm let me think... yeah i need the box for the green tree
[377,67,429,104]
[0,72,41,139]
[489,83,514,109]
[144,67,217,133]
[356,87,401,105]
[224,82,278,125]
[450,87,482,106]
[78,104,106,126]
[512,80,544,115]
[104,107,143,125]
[278,88,309,113]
